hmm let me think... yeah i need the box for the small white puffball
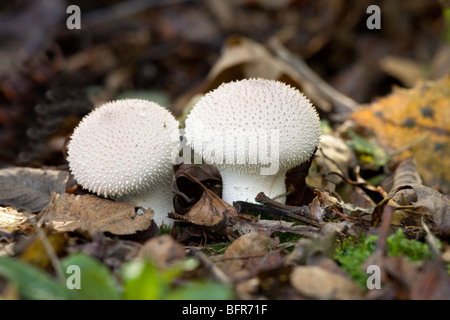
[184,78,321,204]
[67,99,180,226]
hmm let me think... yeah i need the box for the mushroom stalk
[114,173,174,227]
[219,165,287,204]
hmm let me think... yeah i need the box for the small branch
[27,214,65,282]
[255,192,310,215]
[189,248,232,286]
[234,195,321,228]
[267,37,360,113]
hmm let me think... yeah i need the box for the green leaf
[61,253,121,300]
[122,259,168,300]
[345,130,387,167]
[122,258,232,300]
[0,257,72,300]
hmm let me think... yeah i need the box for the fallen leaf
[307,134,357,188]
[0,167,69,213]
[39,193,154,236]
[364,249,450,300]
[138,235,186,270]
[173,164,222,215]
[0,207,28,233]
[351,76,450,193]
[170,170,254,240]
[390,157,422,204]
[68,233,142,268]
[389,183,450,233]
[285,229,337,266]
[220,230,279,279]
[290,265,363,300]
[174,35,333,118]
[310,189,341,222]
[378,55,424,87]
[409,259,450,300]
[18,232,67,270]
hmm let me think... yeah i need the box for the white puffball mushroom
[67,99,180,227]
[184,78,321,204]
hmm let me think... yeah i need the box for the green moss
[334,229,436,288]
[334,234,377,288]
[387,229,434,261]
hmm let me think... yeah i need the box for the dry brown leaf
[310,189,341,222]
[39,193,154,235]
[389,183,450,231]
[174,35,332,118]
[138,235,186,269]
[0,167,69,213]
[409,260,450,300]
[364,249,450,300]
[171,188,238,237]
[68,233,141,266]
[391,157,422,205]
[220,230,278,279]
[170,170,254,240]
[290,265,363,300]
[285,229,337,266]
[173,164,222,215]
[307,134,357,189]
[378,55,424,87]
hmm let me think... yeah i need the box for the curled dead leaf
[389,183,450,233]
[173,164,222,215]
[170,170,254,240]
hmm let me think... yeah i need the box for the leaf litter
[0,0,450,301]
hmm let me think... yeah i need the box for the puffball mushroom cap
[184,78,321,204]
[67,99,180,226]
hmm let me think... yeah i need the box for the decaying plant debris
[1,0,449,300]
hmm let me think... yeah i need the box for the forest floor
[0,0,449,301]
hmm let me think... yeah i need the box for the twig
[376,205,394,254]
[319,146,349,180]
[27,213,65,282]
[271,189,294,201]
[255,192,311,216]
[189,248,232,286]
[234,195,321,227]
[258,219,320,238]
[267,37,360,113]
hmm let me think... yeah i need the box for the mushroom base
[218,166,287,205]
[114,177,175,227]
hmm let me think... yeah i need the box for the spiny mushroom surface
[184,78,321,204]
[67,99,180,226]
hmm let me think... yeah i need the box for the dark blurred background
[0,0,448,168]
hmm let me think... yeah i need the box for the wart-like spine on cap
[67,99,180,227]
[184,78,321,205]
